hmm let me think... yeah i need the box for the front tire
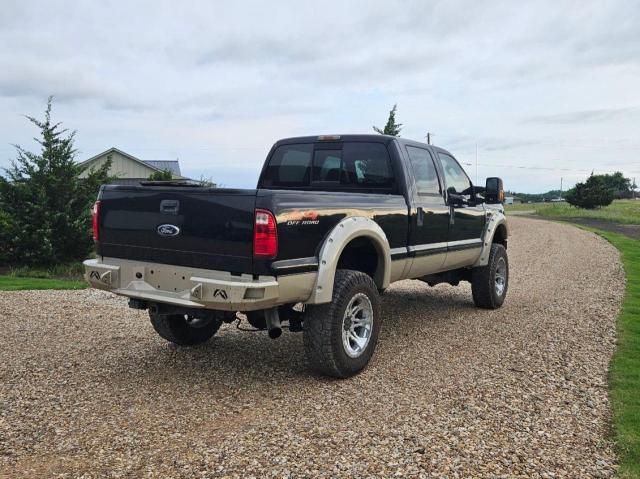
[471,243,509,309]
[303,270,381,378]
[149,312,223,346]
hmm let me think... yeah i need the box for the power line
[471,162,640,174]
[473,162,590,172]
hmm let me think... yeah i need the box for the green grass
[0,275,85,291]
[506,199,640,224]
[0,262,86,291]
[580,229,640,478]
[8,262,85,280]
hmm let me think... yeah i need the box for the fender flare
[307,217,391,304]
[474,210,508,267]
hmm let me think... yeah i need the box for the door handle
[160,199,180,215]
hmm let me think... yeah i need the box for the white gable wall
[79,151,157,179]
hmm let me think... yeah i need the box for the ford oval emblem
[157,224,180,237]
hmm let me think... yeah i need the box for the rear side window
[261,142,394,191]
[406,146,440,195]
[342,142,393,188]
[261,144,313,187]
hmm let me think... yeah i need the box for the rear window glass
[313,150,342,182]
[261,142,394,190]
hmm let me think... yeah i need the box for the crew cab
[85,134,509,377]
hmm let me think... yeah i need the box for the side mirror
[485,177,504,204]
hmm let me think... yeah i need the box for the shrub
[148,169,173,181]
[565,175,615,209]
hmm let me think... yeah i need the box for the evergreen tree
[565,174,614,209]
[373,104,402,136]
[0,97,112,265]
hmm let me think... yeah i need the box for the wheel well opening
[336,237,381,286]
[493,224,507,248]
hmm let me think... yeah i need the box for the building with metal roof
[78,148,187,185]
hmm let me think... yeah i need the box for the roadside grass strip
[506,199,640,225]
[592,230,640,478]
[0,275,86,291]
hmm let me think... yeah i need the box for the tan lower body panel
[84,257,316,311]
[443,248,482,270]
[407,252,447,279]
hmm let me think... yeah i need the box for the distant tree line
[505,190,564,203]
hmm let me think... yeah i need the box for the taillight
[253,209,278,258]
[92,201,101,241]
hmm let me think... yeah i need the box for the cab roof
[274,134,454,157]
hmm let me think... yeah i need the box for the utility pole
[475,143,478,185]
[425,132,434,145]
[560,177,563,198]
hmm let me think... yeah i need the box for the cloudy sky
[1,0,639,192]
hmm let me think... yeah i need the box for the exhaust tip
[268,327,282,339]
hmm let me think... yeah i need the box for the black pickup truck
[85,134,508,377]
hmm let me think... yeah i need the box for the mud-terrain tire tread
[303,269,381,378]
[471,243,509,309]
[149,313,222,346]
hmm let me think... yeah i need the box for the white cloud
[1,0,639,192]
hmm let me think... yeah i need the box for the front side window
[406,146,440,195]
[438,153,471,194]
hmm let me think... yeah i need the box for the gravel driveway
[0,218,625,478]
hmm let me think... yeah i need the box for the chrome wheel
[341,293,374,358]
[495,257,507,297]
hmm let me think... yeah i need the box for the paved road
[0,218,625,478]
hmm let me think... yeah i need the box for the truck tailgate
[97,186,257,273]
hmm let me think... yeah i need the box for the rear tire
[149,312,223,346]
[245,311,267,330]
[471,243,509,309]
[303,270,381,378]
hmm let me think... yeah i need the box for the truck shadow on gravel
[106,284,476,385]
